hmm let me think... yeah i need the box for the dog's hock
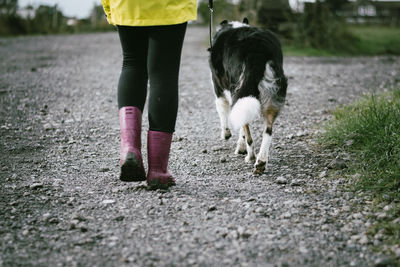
[215,96,232,140]
[229,97,260,130]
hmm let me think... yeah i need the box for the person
[101,0,197,189]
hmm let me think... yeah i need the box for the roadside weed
[320,88,400,249]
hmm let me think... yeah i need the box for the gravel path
[1,27,399,266]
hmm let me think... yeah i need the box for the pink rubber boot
[147,130,176,189]
[119,106,146,182]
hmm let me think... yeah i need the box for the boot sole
[147,177,176,190]
[120,152,146,182]
[147,180,176,190]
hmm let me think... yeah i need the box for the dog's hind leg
[243,124,256,163]
[234,127,246,155]
[254,106,279,175]
[215,95,232,140]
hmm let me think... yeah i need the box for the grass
[283,25,400,56]
[319,88,400,250]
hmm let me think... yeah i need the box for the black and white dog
[209,18,287,174]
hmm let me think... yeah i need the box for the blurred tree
[32,5,65,34]
[0,0,18,16]
[198,0,239,26]
[256,0,291,31]
[295,0,356,50]
[238,0,261,25]
[325,0,349,15]
[0,0,25,35]
[90,4,112,31]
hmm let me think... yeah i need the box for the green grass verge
[284,25,400,56]
[319,89,400,249]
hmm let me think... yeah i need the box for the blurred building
[289,0,400,25]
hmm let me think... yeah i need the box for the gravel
[1,26,400,266]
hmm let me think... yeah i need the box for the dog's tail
[229,96,260,130]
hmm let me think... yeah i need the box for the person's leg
[116,26,149,182]
[146,22,187,188]
[117,25,148,110]
[147,22,187,132]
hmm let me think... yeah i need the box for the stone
[30,182,44,190]
[395,248,400,258]
[359,235,369,245]
[383,205,392,211]
[290,179,302,186]
[376,212,387,220]
[102,199,116,204]
[299,246,308,254]
[48,217,59,224]
[43,123,54,131]
[208,206,217,212]
[374,256,396,267]
[328,158,347,170]
[115,215,125,221]
[99,167,110,172]
[282,212,292,219]
[342,205,351,212]
[275,176,288,184]
[319,170,328,178]
[345,139,354,146]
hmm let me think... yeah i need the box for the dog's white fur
[229,96,260,130]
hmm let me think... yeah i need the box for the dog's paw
[234,142,246,155]
[245,153,256,163]
[235,147,247,155]
[253,160,266,175]
[221,128,232,140]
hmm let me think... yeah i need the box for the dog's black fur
[209,18,288,174]
[210,19,287,105]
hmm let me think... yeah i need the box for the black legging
[117,23,187,133]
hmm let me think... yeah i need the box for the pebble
[395,248,400,258]
[290,179,302,186]
[342,205,351,212]
[48,217,59,224]
[275,176,288,184]
[43,123,54,131]
[208,206,217,212]
[71,214,87,222]
[102,199,116,204]
[295,131,308,137]
[99,167,110,172]
[359,235,369,245]
[374,256,396,267]
[328,158,347,170]
[114,215,125,221]
[383,205,392,212]
[30,182,44,190]
[319,170,327,178]
[345,139,354,146]
[321,224,330,231]
[376,212,387,220]
[299,246,308,254]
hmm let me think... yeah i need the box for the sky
[18,0,397,19]
[19,0,98,19]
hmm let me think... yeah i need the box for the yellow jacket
[101,0,197,26]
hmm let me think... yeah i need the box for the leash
[208,0,213,50]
